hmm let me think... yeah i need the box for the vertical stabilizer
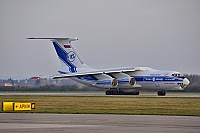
[27,37,92,74]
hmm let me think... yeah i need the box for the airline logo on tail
[63,44,76,62]
[68,51,76,62]
[53,41,77,73]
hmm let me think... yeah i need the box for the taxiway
[0,92,199,97]
[0,113,199,133]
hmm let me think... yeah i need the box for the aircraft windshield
[172,73,185,79]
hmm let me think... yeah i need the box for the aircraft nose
[183,78,190,86]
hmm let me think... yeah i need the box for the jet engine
[117,77,136,87]
[94,78,118,88]
[106,73,136,88]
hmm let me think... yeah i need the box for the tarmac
[0,113,199,133]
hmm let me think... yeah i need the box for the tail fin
[27,37,91,74]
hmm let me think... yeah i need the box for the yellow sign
[2,102,35,111]
[31,103,36,109]
[2,102,14,111]
[14,102,35,111]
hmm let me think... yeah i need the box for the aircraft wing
[53,67,146,79]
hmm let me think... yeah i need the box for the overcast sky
[0,0,200,78]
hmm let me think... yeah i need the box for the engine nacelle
[117,77,136,87]
[94,78,118,88]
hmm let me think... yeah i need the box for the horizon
[1,1,200,77]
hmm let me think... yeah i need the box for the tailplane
[27,37,92,74]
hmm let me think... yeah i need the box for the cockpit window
[172,73,185,79]
[172,73,180,77]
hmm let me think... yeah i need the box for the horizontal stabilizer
[27,37,78,42]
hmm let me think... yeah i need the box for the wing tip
[27,37,36,39]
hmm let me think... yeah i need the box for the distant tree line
[0,74,200,92]
[0,84,104,92]
[184,74,200,92]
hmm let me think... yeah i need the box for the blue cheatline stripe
[96,80,112,85]
[53,42,77,73]
[134,76,183,82]
[118,80,129,84]
[77,75,98,81]
[58,71,67,74]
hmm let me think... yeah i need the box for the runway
[0,92,199,97]
[0,113,199,133]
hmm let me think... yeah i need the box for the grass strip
[0,96,199,116]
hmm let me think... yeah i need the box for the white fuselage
[72,67,189,92]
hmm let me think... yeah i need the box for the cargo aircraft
[28,37,190,96]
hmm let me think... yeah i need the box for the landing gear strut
[157,90,166,96]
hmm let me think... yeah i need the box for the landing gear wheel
[105,90,123,95]
[105,90,112,95]
[157,90,166,96]
[132,91,140,95]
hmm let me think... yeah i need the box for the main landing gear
[105,90,140,95]
[157,90,166,96]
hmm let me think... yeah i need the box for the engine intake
[129,77,136,86]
